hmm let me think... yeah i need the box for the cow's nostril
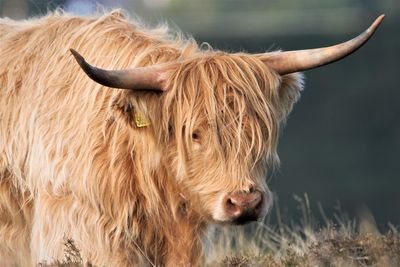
[255,195,263,208]
[226,197,235,207]
[225,196,241,216]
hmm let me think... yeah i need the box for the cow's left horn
[70,49,169,91]
[258,15,384,75]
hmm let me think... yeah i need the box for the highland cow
[0,10,383,267]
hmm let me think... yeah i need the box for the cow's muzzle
[223,190,264,224]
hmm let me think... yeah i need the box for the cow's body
[0,9,381,267]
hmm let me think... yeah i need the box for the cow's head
[71,15,383,224]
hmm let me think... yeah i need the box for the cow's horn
[70,49,168,91]
[258,15,384,75]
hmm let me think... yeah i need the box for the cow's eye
[192,132,200,141]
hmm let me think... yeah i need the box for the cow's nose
[224,190,263,224]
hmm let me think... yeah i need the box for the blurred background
[1,0,399,228]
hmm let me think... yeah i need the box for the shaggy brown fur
[0,10,302,266]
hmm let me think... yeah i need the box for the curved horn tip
[70,49,86,65]
[368,14,385,33]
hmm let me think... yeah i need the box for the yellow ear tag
[134,113,151,128]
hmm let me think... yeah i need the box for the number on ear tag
[135,113,151,128]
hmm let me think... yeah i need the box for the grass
[208,194,400,267]
[41,195,400,267]
[209,221,400,267]
[38,239,90,267]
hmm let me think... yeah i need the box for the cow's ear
[108,91,136,128]
[276,73,303,122]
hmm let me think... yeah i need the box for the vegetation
[207,195,400,267]
[38,239,90,267]
[211,220,400,267]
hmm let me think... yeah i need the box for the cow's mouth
[231,211,260,225]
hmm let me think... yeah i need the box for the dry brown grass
[212,227,400,267]
[38,239,91,267]
[207,195,400,267]
[41,196,400,267]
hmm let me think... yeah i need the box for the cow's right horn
[70,49,169,91]
[258,15,384,75]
